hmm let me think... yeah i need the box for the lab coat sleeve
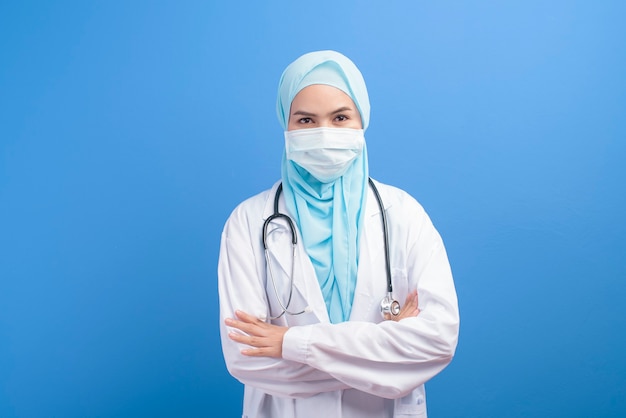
[281,198,459,399]
[218,202,350,398]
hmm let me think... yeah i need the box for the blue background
[1,1,625,417]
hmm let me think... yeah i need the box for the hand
[225,310,288,358]
[385,290,420,322]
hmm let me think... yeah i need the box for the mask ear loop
[368,178,401,318]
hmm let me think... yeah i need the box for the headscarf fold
[276,50,370,323]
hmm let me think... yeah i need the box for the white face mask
[284,127,365,183]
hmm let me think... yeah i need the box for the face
[287,84,363,131]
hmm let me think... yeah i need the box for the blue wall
[1,1,624,417]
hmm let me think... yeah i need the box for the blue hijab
[276,50,370,323]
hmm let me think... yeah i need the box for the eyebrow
[291,106,354,117]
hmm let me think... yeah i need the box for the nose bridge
[318,114,333,128]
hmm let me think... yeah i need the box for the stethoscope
[262,178,401,320]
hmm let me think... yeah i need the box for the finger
[225,317,264,336]
[224,317,250,331]
[400,298,415,314]
[404,298,416,311]
[401,302,419,319]
[228,331,270,348]
[224,317,243,331]
[241,347,278,357]
[241,348,262,356]
[227,310,270,330]
[404,290,417,305]
[228,331,253,344]
[234,310,264,324]
[235,337,281,357]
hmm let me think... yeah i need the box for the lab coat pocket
[394,386,427,417]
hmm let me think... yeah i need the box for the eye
[334,115,348,122]
[298,117,313,124]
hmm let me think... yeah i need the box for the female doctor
[218,50,459,418]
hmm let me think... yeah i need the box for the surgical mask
[284,127,365,183]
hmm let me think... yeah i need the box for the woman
[218,50,459,418]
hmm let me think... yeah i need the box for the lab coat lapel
[350,184,387,322]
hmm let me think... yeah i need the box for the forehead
[290,84,357,110]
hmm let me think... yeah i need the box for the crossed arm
[225,290,420,359]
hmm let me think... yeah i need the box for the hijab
[276,50,370,323]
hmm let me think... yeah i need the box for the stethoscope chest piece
[380,292,401,318]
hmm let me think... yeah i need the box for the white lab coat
[218,179,459,418]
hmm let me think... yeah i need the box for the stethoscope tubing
[368,177,393,294]
[262,178,398,318]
